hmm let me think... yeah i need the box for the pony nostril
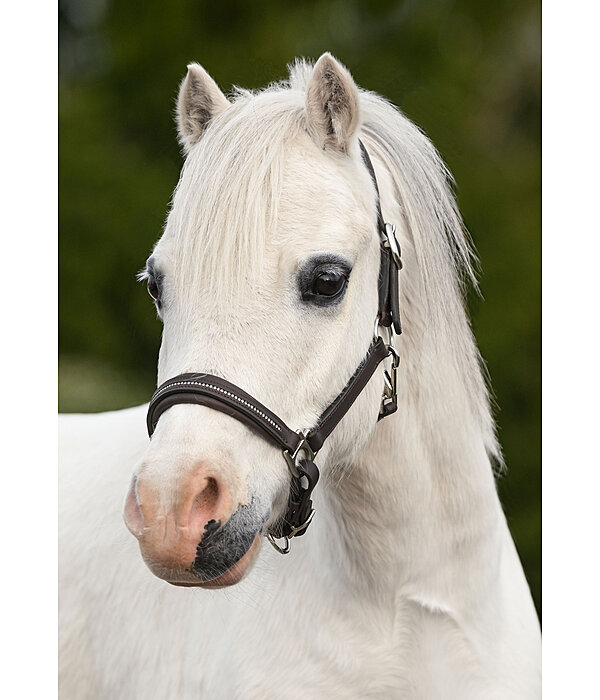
[192,477,219,515]
[123,477,144,537]
[186,476,224,542]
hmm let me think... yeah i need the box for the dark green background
[59,0,540,615]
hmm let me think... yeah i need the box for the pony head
[123,53,491,588]
[123,53,389,586]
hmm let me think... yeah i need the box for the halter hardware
[145,140,403,557]
[283,430,316,479]
[267,431,320,554]
[382,223,403,270]
[267,533,292,555]
[380,339,400,420]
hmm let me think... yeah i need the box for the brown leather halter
[146,141,402,554]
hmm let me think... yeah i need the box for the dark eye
[298,254,351,307]
[311,271,346,297]
[147,275,160,301]
[141,258,163,311]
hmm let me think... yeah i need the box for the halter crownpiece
[146,140,402,554]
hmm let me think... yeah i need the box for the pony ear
[305,53,360,154]
[176,63,229,153]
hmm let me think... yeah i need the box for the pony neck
[310,380,504,621]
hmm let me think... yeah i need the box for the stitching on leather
[152,380,282,432]
[314,342,384,437]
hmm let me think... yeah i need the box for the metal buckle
[267,432,318,555]
[289,508,316,536]
[283,430,316,479]
[382,223,402,269]
[267,507,316,554]
[374,318,400,415]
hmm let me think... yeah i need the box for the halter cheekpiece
[146,141,402,555]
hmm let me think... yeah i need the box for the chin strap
[146,140,402,553]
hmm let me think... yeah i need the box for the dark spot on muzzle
[190,499,267,581]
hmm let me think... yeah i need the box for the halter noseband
[146,141,402,554]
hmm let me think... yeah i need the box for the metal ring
[374,316,397,352]
[267,533,291,555]
[374,316,394,344]
[283,430,316,478]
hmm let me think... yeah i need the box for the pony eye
[311,271,346,297]
[298,256,351,307]
[147,275,160,301]
[141,258,164,314]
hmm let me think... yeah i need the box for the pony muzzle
[123,464,261,586]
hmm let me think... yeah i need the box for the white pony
[59,54,541,699]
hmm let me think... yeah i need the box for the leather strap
[358,140,386,235]
[269,459,320,539]
[305,336,388,452]
[147,373,300,451]
[147,337,388,451]
[359,141,402,335]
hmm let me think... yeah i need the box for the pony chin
[144,533,263,589]
[192,534,262,589]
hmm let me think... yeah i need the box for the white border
[543,0,600,696]
[4,0,596,695]
[1,2,57,697]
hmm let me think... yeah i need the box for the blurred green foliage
[59,0,540,615]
